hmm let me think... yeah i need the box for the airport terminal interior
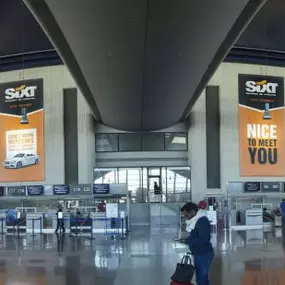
[1,0,285,284]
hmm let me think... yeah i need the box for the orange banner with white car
[0,79,44,182]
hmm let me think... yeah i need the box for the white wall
[189,62,285,201]
[78,93,95,183]
[188,91,207,202]
[95,123,189,167]
[0,65,95,185]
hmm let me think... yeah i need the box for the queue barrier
[125,216,130,235]
[70,217,92,236]
[0,218,4,235]
[27,217,43,236]
[6,217,26,234]
[0,216,129,240]
[0,217,43,235]
[103,217,126,240]
[69,217,128,240]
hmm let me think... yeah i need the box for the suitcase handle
[181,255,192,265]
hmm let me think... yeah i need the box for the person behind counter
[97,200,106,212]
[263,208,274,223]
[55,206,65,234]
[7,209,16,220]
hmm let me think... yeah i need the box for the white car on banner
[3,153,40,169]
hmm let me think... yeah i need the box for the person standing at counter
[97,200,106,212]
[280,199,285,224]
[55,206,65,234]
[198,200,207,210]
[7,209,16,220]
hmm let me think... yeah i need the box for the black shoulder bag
[171,253,195,283]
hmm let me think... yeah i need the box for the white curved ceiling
[24,0,266,131]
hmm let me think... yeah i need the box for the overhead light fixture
[263,103,271,120]
[172,136,186,144]
[20,107,29,124]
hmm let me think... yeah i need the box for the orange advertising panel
[0,79,44,182]
[239,74,285,176]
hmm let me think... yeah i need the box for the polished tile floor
[0,226,284,284]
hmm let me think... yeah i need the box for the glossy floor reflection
[0,227,285,284]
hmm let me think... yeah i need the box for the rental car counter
[227,181,284,230]
[49,183,129,233]
[0,183,129,234]
[51,207,128,234]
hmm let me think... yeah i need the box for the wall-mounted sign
[27,185,44,196]
[238,74,285,176]
[7,186,26,196]
[106,203,118,218]
[53,185,69,195]
[93,184,110,195]
[70,184,92,195]
[244,182,261,192]
[0,187,4,196]
[261,182,281,192]
[43,185,53,196]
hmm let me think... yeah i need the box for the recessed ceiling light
[172,136,186,144]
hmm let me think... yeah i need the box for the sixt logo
[245,80,278,94]
[5,85,37,100]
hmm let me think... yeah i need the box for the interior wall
[189,62,285,202]
[0,65,95,185]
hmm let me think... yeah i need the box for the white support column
[78,92,96,183]
[188,91,207,202]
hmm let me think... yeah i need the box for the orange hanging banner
[0,79,44,182]
[238,74,285,176]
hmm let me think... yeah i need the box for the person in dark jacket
[181,202,214,285]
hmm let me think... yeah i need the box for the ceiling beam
[23,0,102,122]
[180,0,267,121]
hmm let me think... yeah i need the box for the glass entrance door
[148,167,163,202]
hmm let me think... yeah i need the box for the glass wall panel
[166,167,191,193]
[161,167,167,193]
[141,168,148,202]
[141,133,164,151]
[161,167,167,202]
[166,168,175,193]
[165,133,187,151]
[126,168,143,202]
[94,168,118,184]
[93,166,190,203]
[118,169,127,184]
[148,167,160,176]
[95,134,118,152]
[95,132,188,152]
[118,133,141,151]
